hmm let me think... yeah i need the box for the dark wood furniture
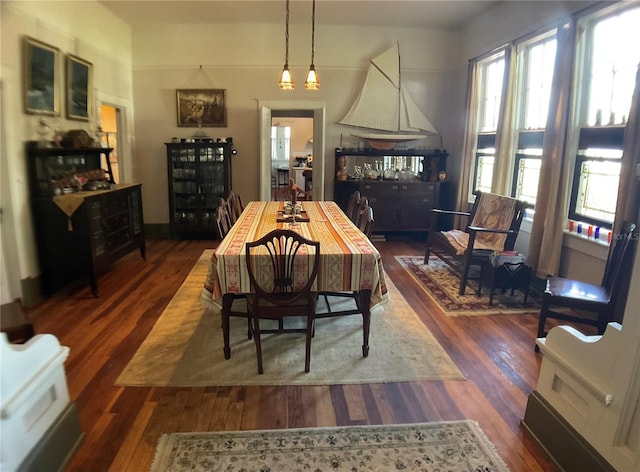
[333,148,450,234]
[481,261,532,304]
[165,139,234,239]
[244,229,320,374]
[0,301,35,344]
[26,142,145,297]
[536,221,637,343]
[425,191,526,295]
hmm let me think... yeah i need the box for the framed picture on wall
[23,36,60,115]
[176,89,227,127]
[66,54,92,121]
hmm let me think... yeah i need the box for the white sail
[339,42,438,142]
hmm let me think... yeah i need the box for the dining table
[201,200,389,360]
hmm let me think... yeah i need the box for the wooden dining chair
[353,197,370,230]
[216,198,232,239]
[536,221,637,347]
[357,203,375,239]
[346,191,361,223]
[245,229,320,374]
[227,190,244,224]
[425,191,526,295]
[320,201,374,317]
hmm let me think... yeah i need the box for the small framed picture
[23,36,60,115]
[66,54,92,121]
[176,89,227,127]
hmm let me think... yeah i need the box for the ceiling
[98,0,501,29]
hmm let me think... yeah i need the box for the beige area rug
[151,421,510,472]
[115,250,464,387]
[396,255,541,316]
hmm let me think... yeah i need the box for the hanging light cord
[285,0,290,66]
[310,0,315,65]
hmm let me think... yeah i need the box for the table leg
[222,293,234,359]
[357,290,372,357]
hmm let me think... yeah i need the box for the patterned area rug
[150,421,510,472]
[396,255,540,316]
[115,250,463,386]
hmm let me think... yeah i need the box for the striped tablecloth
[201,201,388,309]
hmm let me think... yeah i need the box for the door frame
[258,100,325,201]
[95,91,133,183]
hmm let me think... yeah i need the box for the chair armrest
[432,209,471,217]
[467,226,518,235]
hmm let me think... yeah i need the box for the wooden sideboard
[26,142,145,296]
[333,147,451,234]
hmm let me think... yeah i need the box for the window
[511,33,557,207]
[569,127,624,228]
[569,6,640,228]
[473,53,505,194]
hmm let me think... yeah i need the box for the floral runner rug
[150,421,510,472]
[395,255,540,316]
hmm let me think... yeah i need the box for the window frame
[509,30,557,209]
[471,51,505,196]
[566,4,640,229]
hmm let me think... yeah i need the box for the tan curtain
[454,60,479,227]
[528,21,576,278]
[492,44,517,195]
[612,63,640,237]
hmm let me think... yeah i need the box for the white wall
[130,22,464,223]
[0,1,133,302]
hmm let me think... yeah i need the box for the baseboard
[18,402,84,472]
[522,390,615,472]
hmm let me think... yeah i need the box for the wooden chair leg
[304,315,314,373]
[252,316,264,374]
[424,244,431,265]
[536,304,548,340]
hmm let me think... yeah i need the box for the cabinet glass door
[168,142,229,235]
[198,145,226,226]
[169,145,199,226]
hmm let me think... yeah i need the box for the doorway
[271,114,314,200]
[259,100,326,202]
[100,104,121,183]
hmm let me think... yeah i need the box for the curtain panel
[492,45,517,196]
[454,60,479,228]
[527,20,576,278]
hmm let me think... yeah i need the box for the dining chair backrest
[603,221,637,292]
[227,190,244,223]
[353,196,370,228]
[246,229,320,302]
[216,198,232,239]
[358,203,375,239]
[346,191,361,223]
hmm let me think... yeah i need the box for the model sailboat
[339,42,438,149]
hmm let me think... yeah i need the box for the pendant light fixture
[304,0,319,90]
[278,0,294,90]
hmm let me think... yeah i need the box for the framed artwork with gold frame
[176,89,227,127]
[23,36,60,116]
[66,54,92,121]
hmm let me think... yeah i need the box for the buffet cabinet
[334,147,450,234]
[26,142,145,296]
[166,139,234,239]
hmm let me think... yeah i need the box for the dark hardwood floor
[25,236,563,471]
